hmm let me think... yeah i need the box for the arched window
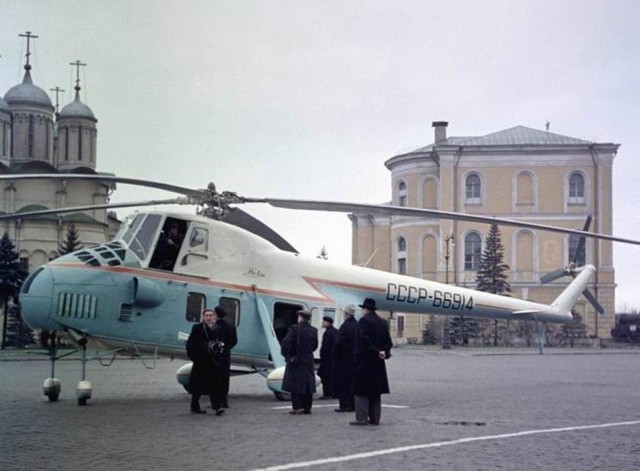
[422,178,438,209]
[516,171,534,206]
[465,174,481,204]
[397,181,407,207]
[464,232,482,271]
[568,234,586,266]
[397,236,407,274]
[568,172,585,204]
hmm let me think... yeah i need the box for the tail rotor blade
[582,289,605,315]
[540,268,568,285]
[571,215,592,265]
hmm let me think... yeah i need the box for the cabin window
[186,292,206,323]
[121,214,145,244]
[188,227,208,251]
[219,297,240,326]
[273,302,304,344]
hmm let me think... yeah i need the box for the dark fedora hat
[358,298,377,310]
[297,310,312,320]
[322,315,334,323]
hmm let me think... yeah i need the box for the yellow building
[351,121,618,340]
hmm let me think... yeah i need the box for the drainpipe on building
[589,144,600,339]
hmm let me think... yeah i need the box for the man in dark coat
[332,305,357,412]
[213,306,238,408]
[317,315,338,399]
[186,309,225,415]
[281,310,318,414]
[350,298,392,426]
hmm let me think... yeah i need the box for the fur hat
[297,310,312,320]
[322,315,334,324]
[343,305,356,316]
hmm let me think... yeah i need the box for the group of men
[185,297,392,426]
[281,298,393,426]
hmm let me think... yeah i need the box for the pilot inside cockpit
[150,220,185,271]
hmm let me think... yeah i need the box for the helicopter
[2,173,639,405]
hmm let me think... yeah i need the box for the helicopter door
[273,302,303,344]
[173,224,210,276]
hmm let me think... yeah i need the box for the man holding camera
[186,308,228,415]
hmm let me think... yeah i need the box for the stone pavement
[1,346,639,470]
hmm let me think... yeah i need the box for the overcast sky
[2,1,639,310]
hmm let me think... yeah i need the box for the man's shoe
[303,409,312,415]
[334,408,350,412]
[368,419,380,425]
[349,420,368,426]
[215,408,225,416]
[190,408,206,414]
[289,409,304,415]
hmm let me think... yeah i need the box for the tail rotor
[540,215,604,315]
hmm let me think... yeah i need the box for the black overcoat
[353,312,393,396]
[317,325,338,382]
[186,322,220,395]
[214,318,238,394]
[331,316,357,395]
[281,321,318,394]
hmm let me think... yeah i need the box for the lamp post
[442,234,454,349]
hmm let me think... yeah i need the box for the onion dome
[4,68,53,110]
[0,97,10,113]
[59,91,96,122]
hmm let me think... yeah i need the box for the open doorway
[273,302,304,344]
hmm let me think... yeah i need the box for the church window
[568,172,585,204]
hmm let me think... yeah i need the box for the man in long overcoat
[213,306,238,408]
[351,298,392,426]
[281,310,318,414]
[331,305,357,412]
[186,309,225,415]
[317,315,338,399]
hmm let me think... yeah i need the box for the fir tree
[0,232,29,349]
[58,223,83,255]
[475,223,511,346]
[317,246,329,260]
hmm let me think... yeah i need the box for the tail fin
[551,264,596,315]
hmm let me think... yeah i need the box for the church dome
[59,92,96,121]
[4,69,53,109]
[0,97,10,114]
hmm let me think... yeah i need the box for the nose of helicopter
[20,266,58,331]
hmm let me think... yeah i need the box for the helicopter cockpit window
[149,218,187,271]
[189,227,208,251]
[129,214,162,261]
[120,214,144,245]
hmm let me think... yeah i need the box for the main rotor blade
[0,198,192,221]
[582,289,605,315]
[243,198,640,246]
[220,207,298,253]
[540,268,569,285]
[0,174,204,197]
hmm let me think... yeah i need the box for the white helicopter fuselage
[20,211,591,389]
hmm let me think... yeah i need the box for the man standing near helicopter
[213,306,237,408]
[350,298,392,426]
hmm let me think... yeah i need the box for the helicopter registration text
[386,283,474,311]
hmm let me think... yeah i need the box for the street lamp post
[442,234,454,349]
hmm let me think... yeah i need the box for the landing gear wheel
[274,391,290,401]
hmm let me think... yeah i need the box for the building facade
[1,38,118,272]
[351,122,618,340]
